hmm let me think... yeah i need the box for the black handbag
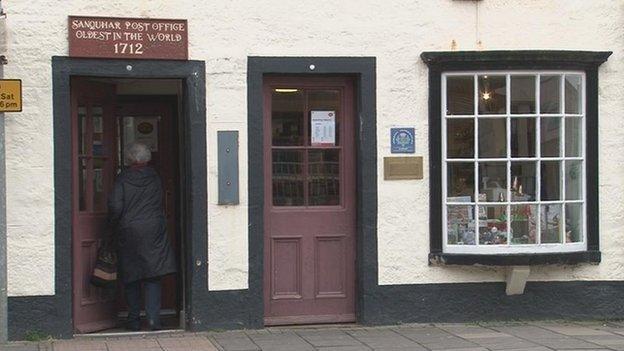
[91,238,118,287]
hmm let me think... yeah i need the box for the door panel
[72,79,117,333]
[263,77,356,325]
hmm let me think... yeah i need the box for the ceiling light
[274,88,299,93]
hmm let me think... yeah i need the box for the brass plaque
[384,156,423,180]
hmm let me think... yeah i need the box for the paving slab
[0,343,40,351]
[316,347,371,351]
[246,331,315,351]
[538,325,615,336]
[526,337,603,350]
[492,325,569,340]
[296,330,364,347]
[157,336,218,351]
[346,329,426,350]
[106,338,162,351]
[466,336,541,350]
[212,332,260,351]
[52,339,108,351]
[392,326,478,350]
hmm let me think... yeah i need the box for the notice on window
[311,110,336,146]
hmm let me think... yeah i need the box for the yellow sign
[0,79,22,112]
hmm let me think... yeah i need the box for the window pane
[478,162,507,202]
[541,204,562,243]
[478,75,506,115]
[478,205,508,245]
[272,89,304,146]
[447,76,474,115]
[308,90,341,146]
[93,158,106,212]
[78,106,87,154]
[565,117,582,157]
[540,117,561,157]
[308,149,340,206]
[540,75,561,114]
[541,161,561,200]
[511,75,535,114]
[79,158,87,211]
[511,118,536,157]
[272,150,304,206]
[478,118,506,158]
[510,205,537,244]
[565,203,583,243]
[447,205,475,245]
[511,162,536,201]
[447,119,474,158]
[565,75,582,114]
[447,162,474,202]
[565,160,582,200]
[92,106,104,156]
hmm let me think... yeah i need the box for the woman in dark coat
[108,142,176,331]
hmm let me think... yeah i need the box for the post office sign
[384,156,423,180]
[68,16,188,60]
[0,79,22,112]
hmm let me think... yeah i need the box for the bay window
[422,51,611,264]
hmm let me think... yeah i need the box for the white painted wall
[3,0,622,296]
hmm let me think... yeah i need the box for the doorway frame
[52,57,206,335]
[247,57,378,326]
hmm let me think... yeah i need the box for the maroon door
[72,79,118,333]
[116,100,179,314]
[263,77,356,325]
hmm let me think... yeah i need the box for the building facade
[1,0,622,340]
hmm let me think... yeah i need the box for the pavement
[4,321,624,351]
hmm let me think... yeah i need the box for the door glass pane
[565,117,582,157]
[478,205,508,245]
[78,106,87,154]
[272,150,304,206]
[510,205,537,244]
[93,158,106,212]
[541,204,562,243]
[541,161,561,200]
[447,205,475,245]
[511,75,535,114]
[92,106,104,156]
[540,117,560,157]
[565,75,582,114]
[447,162,474,202]
[511,162,536,201]
[308,150,340,206]
[565,203,583,243]
[308,90,341,146]
[272,89,304,146]
[540,75,561,114]
[478,75,506,115]
[79,158,87,211]
[565,160,582,200]
[478,118,506,158]
[511,118,536,157]
[478,162,507,202]
[446,76,474,115]
[447,119,474,158]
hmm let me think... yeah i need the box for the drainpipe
[0,0,7,343]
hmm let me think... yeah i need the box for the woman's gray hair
[125,142,152,164]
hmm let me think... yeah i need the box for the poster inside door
[311,110,336,146]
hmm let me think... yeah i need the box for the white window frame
[442,70,586,254]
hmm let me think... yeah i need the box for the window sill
[428,250,600,266]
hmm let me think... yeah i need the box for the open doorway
[70,77,185,333]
